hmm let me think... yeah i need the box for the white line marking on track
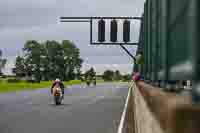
[117,83,133,133]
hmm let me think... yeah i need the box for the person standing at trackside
[132,72,142,82]
[51,78,65,99]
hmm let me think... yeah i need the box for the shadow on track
[48,103,72,107]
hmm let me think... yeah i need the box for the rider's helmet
[55,78,61,83]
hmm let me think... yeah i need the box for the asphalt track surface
[0,83,129,133]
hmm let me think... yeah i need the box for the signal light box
[60,16,141,45]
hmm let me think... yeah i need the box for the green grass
[0,79,128,93]
[96,80,129,84]
[0,80,82,93]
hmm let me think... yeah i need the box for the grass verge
[0,80,128,93]
[0,80,82,93]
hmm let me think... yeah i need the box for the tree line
[102,69,131,81]
[12,40,83,82]
[0,40,132,82]
[85,68,131,82]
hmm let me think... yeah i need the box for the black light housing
[98,19,105,42]
[110,19,118,42]
[123,20,130,42]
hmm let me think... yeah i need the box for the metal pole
[60,20,90,22]
[119,44,136,62]
[119,44,136,75]
[60,16,142,20]
[90,18,93,44]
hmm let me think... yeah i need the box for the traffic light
[110,19,118,42]
[98,19,105,42]
[123,20,130,42]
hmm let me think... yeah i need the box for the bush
[122,74,131,82]
[1,75,6,78]
[7,78,21,83]
[102,70,114,81]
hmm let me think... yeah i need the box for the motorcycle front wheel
[54,96,61,105]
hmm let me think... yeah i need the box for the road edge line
[117,82,133,133]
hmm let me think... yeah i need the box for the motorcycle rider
[51,78,65,99]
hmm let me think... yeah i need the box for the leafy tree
[0,50,7,76]
[102,70,114,81]
[17,40,83,81]
[114,70,122,81]
[13,56,26,78]
[23,40,42,82]
[62,40,80,80]
[44,40,63,80]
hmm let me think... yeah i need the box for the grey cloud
[0,0,145,29]
[0,24,138,57]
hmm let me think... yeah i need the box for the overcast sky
[0,0,145,75]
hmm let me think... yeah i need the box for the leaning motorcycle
[86,80,91,86]
[53,87,63,105]
[93,80,96,86]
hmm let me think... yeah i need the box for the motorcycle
[93,80,96,86]
[86,80,91,86]
[53,87,63,105]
